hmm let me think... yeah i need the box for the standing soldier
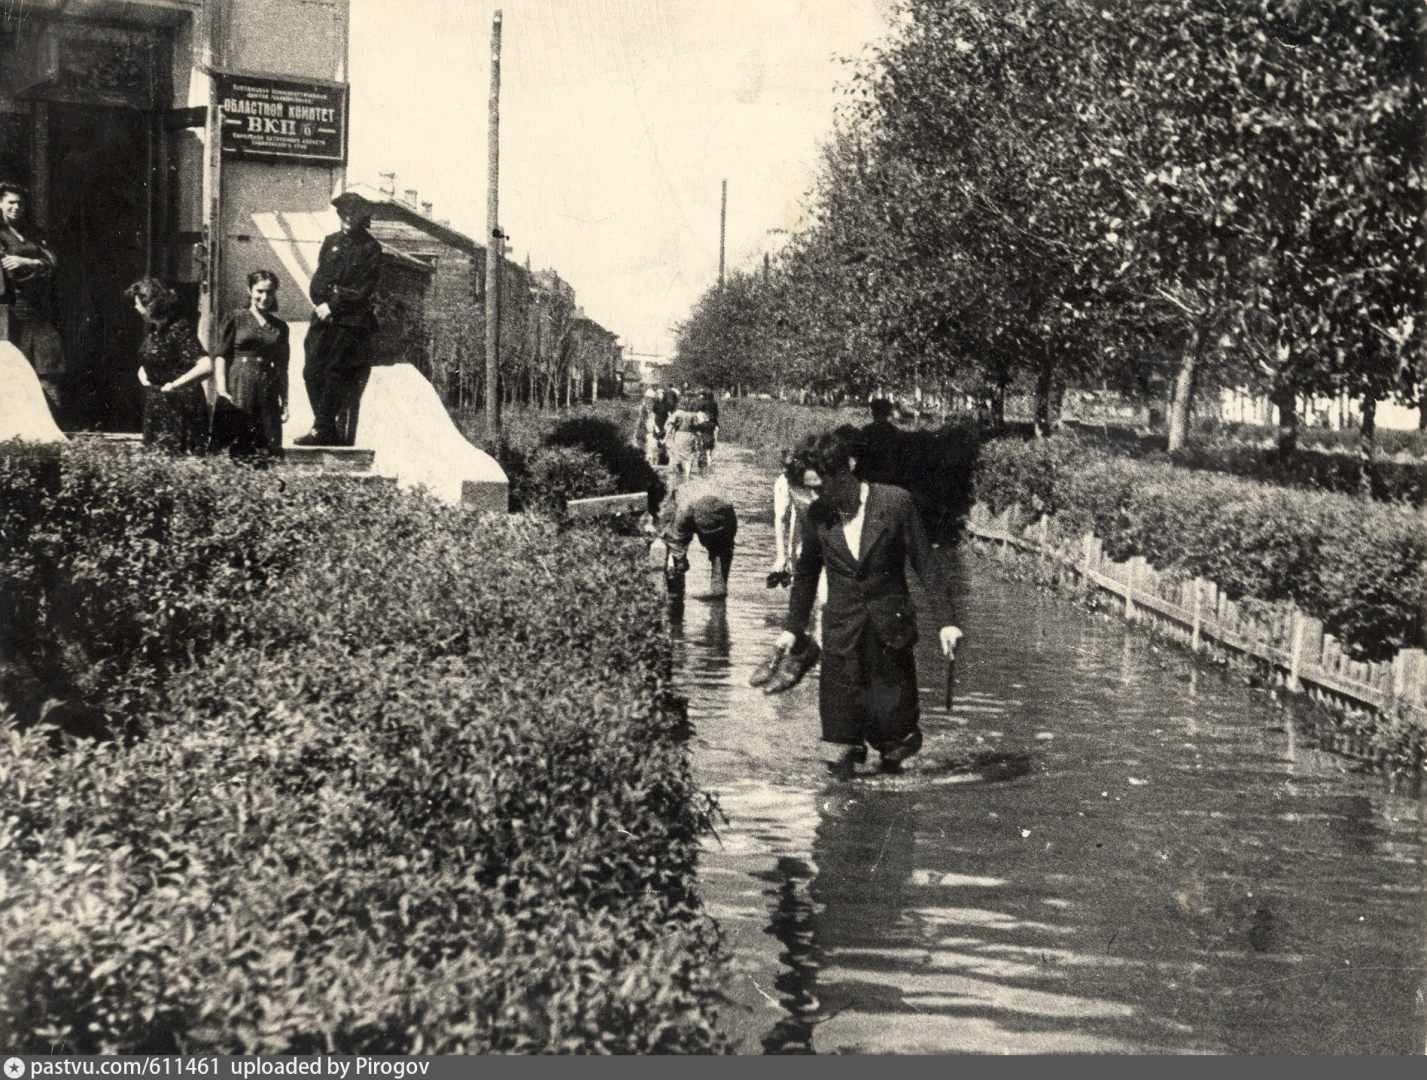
[295,191,381,446]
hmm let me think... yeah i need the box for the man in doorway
[0,183,64,422]
[295,191,381,446]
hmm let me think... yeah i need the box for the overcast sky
[348,0,890,357]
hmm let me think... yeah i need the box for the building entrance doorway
[47,104,150,431]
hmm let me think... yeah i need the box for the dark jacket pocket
[867,594,918,651]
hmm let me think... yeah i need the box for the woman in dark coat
[774,427,962,777]
[128,277,211,454]
[213,269,289,459]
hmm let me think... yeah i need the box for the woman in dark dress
[213,269,289,459]
[127,277,212,454]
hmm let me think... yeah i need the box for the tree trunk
[1166,328,1201,453]
[1358,392,1377,498]
[1269,384,1299,456]
[1033,350,1053,438]
[1033,348,1065,438]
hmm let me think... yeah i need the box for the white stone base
[281,329,505,509]
[0,341,66,443]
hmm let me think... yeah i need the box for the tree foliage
[670,0,1425,446]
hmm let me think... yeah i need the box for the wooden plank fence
[964,501,1427,723]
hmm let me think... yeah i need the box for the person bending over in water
[655,472,737,600]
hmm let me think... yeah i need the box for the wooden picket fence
[964,502,1427,724]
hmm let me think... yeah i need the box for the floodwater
[671,446,1426,1055]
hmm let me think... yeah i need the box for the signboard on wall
[217,73,348,164]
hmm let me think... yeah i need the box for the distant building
[343,182,623,408]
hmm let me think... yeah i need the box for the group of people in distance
[648,397,962,779]
[1,186,380,459]
[636,385,720,477]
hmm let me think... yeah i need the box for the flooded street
[673,446,1426,1055]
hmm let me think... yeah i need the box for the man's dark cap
[332,192,372,218]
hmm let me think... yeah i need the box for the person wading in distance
[773,427,962,777]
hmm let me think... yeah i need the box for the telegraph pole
[484,10,503,437]
[718,179,727,287]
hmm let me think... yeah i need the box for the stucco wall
[210,0,349,335]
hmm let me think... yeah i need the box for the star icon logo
[4,1058,25,1079]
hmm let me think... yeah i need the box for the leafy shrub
[1195,418,1427,460]
[0,442,337,725]
[540,415,654,493]
[512,445,619,514]
[1059,420,1427,505]
[973,433,1087,519]
[1171,437,1426,507]
[460,405,651,514]
[0,445,726,1053]
[977,441,1427,660]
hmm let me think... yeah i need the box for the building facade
[347,182,624,412]
[0,0,351,431]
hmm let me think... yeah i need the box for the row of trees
[424,259,622,418]
[670,0,1424,449]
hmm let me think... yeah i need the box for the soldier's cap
[331,192,372,218]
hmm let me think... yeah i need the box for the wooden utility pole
[718,179,727,287]
[484,10,504,437]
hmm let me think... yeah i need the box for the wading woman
[128,277,211,454]
[772,428,962,777]
[213,269,289,459]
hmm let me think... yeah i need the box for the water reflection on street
[673,447,1426,1055]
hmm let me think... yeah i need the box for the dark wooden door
[47,104,148,431]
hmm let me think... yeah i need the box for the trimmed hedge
[460,404,655,514]
[975,435,1427,662]
[1170,437,1426,507]
[1059,421,1427,506]
[0,444,726,1053]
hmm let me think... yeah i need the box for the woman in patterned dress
[213,269,289,459]
[127,277,212,454]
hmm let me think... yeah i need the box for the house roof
[342,183,484,257]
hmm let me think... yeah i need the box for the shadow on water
[758,856,822,1055]
[678,447,1426,1055]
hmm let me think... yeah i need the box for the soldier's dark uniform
[301,193,381,445]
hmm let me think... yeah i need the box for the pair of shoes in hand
[749,639,821,694]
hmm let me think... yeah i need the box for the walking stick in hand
[945,656,954,714]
